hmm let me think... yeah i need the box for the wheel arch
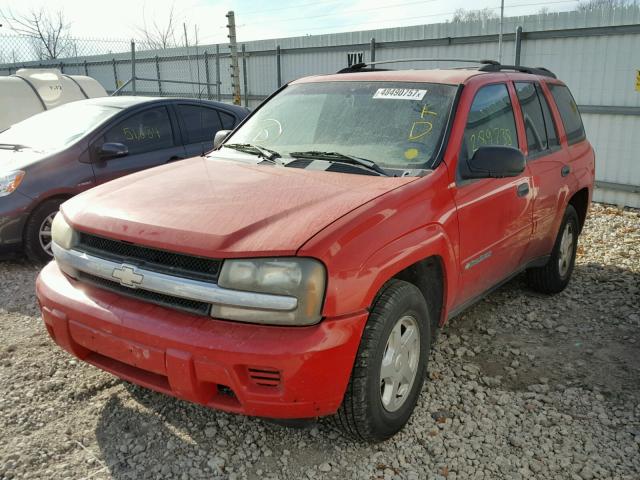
[567,187,590,233]
[22,194,74,238]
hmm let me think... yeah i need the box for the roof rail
[337,58,497,73]
[336,58,557,78]
[477,63,557,78]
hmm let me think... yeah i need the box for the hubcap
[558,222,575,278]
[39,212,57,257]
[380,315,420,412]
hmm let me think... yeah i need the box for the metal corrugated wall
[1,7,639,206]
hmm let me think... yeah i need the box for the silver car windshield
[221,81,457,174]
[0,103,121,151]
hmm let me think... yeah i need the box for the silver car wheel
[38,212,56,257]
[380,315,420,412]
[558,222,575,278]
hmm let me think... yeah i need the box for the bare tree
[137,3,179,50]
[452,7,499,23]
[576,0,636,9]
[0,7,71,60]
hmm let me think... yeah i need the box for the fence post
[204,51,212,99]
[215,44,221,101]
[59,61,64,73]
[155,55,162,95]
[83,60,88,76]
[276,45,282,87]
[112,58,118,92]
[242,44,248,107]
[131,40,136,95]
[514,26,523,66]
[370,38,376,69]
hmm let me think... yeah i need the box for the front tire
[526,204,580,294]
[24,199,63,264]
[334,279,431,442]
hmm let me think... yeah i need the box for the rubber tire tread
[526,204,579,294]
[333,279,430,442]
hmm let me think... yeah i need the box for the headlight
[213,258,326,325]
[51,213,77,250]
[0,170,25,197]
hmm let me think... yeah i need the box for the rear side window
[515,82,548,155]
[219,111,236,130]
[515,82,560,157]
[177,105,223,144]
[548,84,585,145]
[103,107,174,155]
[462,83,518,160]
[537,85,559,148]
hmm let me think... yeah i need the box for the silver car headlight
[212,258,326,326]
[0,170,25,197]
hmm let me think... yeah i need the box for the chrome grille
[77,232,222,282]
[78,272,211,316]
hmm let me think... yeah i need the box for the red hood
[62,157,417,257]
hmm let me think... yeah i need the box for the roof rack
[337,58,497,73]
[477,63,557,78]
[336,58,556,78]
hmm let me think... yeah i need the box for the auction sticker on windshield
[373,88,427,100]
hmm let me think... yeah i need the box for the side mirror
[213,130,232,149]
[462,146,525,179]
[98,142,128,160]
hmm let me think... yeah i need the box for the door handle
[516,182,530,197]
[561,165,571,177]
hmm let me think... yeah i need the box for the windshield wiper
[288,151,389,176]
[0,143,28,151]
[224,143,283,165]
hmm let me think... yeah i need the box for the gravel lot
[1,203,638,480]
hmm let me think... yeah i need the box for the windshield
[222,81,457,173]
[0,102,121,151]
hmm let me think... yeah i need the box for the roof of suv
[294,64,558,86]
[295,69,484,85]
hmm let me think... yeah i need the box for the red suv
[36,60,595,441]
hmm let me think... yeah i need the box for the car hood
[62,156,418,257]
[0,147,49,171]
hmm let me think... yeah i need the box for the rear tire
[334,279,430,442]
[24,199,63,264]
[526,204,579,294]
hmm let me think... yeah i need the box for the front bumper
[36,261,368,418]
[0,190,33,248]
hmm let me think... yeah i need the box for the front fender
[357,222,459,325]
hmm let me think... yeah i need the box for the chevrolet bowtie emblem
[112,264,144,288]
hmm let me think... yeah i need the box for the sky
[0,0,584,43]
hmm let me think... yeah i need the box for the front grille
[78,272,211,316]
[77,232,222,282]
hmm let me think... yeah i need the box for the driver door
[91,105,186,184]
[452,82,534,304]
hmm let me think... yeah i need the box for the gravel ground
[0,203,639,480]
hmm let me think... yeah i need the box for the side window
[177,105,223,144]
[462,83,518,160]
[515,82,548,155]
[548,84,586,145]
[537,84,559,148]
[103,107,174,155]
[219,111,236,130]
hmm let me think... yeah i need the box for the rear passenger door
[176,104,237,157]
[514,81,571,261]
[91,105,187,183]
[452,83,534,304]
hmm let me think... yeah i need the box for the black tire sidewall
[24,199,62,263]
[364,282,431,439]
